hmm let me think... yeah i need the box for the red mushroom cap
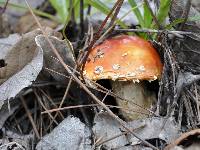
[83,35,162,81]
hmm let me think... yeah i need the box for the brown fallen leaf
[0,29,42,84]
[35,35,76,82]
[15,13,58,34]
[0,14,13,38]
[0,33,21,60]
[0,28,61,109]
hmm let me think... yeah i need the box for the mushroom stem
[110,81,156,121]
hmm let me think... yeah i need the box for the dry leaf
[93,113,180,149]
[127,117,181,145]
[0,33,21,59]
[0,29,43,109]
[4,0,45,26]
[93,112,129,149]
[0,28,62,109]
[0,15,13,37]
[35,35,75,82]
[15,13,58,34]
[36,116,91,150]
[0,29,43,83]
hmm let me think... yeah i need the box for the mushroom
[83,35,162,121]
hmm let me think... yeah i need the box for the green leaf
[128,0,144,27]
[49,0,69,23]
[85,0,110,15]
[85,0,127,28]
[157,0,171,25]
[143,2,153,28]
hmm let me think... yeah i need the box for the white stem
[110,81,156,121]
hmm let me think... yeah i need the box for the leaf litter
[35,34,76,82]
[0,0,200,150]
[36,116,91,150]
[0,29,43,109]
[93,112,181,149]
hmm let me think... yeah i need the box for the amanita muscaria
[83,35,162,121]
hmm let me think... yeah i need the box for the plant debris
[36,116,91,150]
[0,29,43,109]
[0,0,200,149]
[93,112,181,149]
[35,34,75,82]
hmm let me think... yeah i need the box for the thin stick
[34,90,59,125]
[41,104,150,116]
[80,0,84,39]
[20,96,40,139]
[95,124,145,147]
[48,76,73,127]
[39,88,64,118]
[108,0,124,27]
[114,28,199,36]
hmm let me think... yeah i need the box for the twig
[194,84,200,121]
[177,98,183,127]
[108,0,124,28]
[39,88,64,118]
[95,124,145,147]
[41,104,150,116]
[47,76,73,128]
[80,0,84,39]
[33,90,59,125]
[114,28,199,36]
[164,129,200,150]
[184,91,197,128]
[50,29,78,127]
[40,114,43,137]
[20,96,40,139]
